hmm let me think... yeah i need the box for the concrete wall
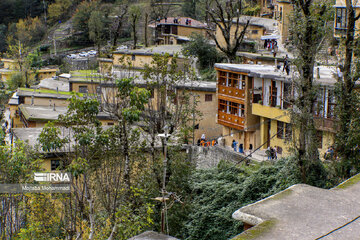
[177,26,207,37]
[71,82,99,94]
[191,145,247,169]
[275,1,292,42]
[215,23,265,49]
[24,97,69,106]
[38,71,57,80]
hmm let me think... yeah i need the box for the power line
[314,215,360,240]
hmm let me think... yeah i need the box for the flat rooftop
[232,174,360,240]
[214,63,351,87]
[231,16,278,32]
[17,88,81,99]
[36,78,70,92]
[19,104,111,121]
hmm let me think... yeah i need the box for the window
[336,8,347,29]
[149,89,154,98]
[79,86,88,93]
[108,122,114,126]
[252,30,258,34]
[205,94,213,102]
[277,121,284,139]
[131,55,136,61]
[51,160,61,171]
[270,80,278,107]
[218,100,244,117]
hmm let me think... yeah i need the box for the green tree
[88,11,106,54]
[73,1,100,45]
[182,33,224,70]
[334,0,360,178]
[47,0,73,23]
[288,0,333,183]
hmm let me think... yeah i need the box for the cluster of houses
[0,0,358,170]
[0,0,359,239]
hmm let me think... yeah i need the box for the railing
[314,117,337,132]
[217,111,245,129]
[218,85,245,99]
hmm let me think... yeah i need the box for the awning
[261,35,280,40]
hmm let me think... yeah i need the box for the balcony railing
[218,85,245,99]
[314,117,337,132]
[217,111,245,130]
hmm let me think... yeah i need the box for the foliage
[183,33,225,70]
[183,158,310,240]
[73,1,100,44]
[287,0,333,183]
[15,17,46,47]
[16,194,63,240]
[48,0,73,23]
[8,73,25,90]
[88,11,106,53]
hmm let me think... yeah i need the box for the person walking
[232,140,238,151]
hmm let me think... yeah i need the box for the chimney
[56,87,59,93]
[31,95,34,105]
[53,103,56,111]
[317,67,320,79]
[49,99,52,107]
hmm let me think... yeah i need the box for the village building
[112,45,188,70]
[273,0,292,43]
[333,0,360,38]
[214,63,352,158]
[17,104,114,128]
[149,17,210,45]
[215,16,278,50]
[36,78,69,92]
[100,79,222,142]
[98,58,113,75]
[8,88,77,128]
[232,173,360,239]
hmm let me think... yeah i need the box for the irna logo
[34,173,71,182]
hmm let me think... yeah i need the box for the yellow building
[1,58,20,70]
[112,45,188,70]
[214,64,260,152]
[215,63,339,158]
[334,0,360,38]
[259,0,276,18]
[100,79,222,142]
[18,104,114,128]
[215,16,278,50]
[273,0,292,43]
[149,17,211,45]
[9,88,77,128]
[37,68,58,80]
[98,58,113,75]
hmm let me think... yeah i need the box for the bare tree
[111,5,128,50]
[206,0,250,62]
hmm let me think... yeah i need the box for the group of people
[231,140,245,153]
[197,134,218,147]
[266,146,278,160]
[264,39,278,57]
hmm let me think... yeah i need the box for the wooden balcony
[314,117,337,133]
[218,85,245,100]
[217,111,245,130]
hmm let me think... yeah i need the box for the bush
[183,157,305,240]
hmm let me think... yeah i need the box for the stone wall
[189,145,247,169]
